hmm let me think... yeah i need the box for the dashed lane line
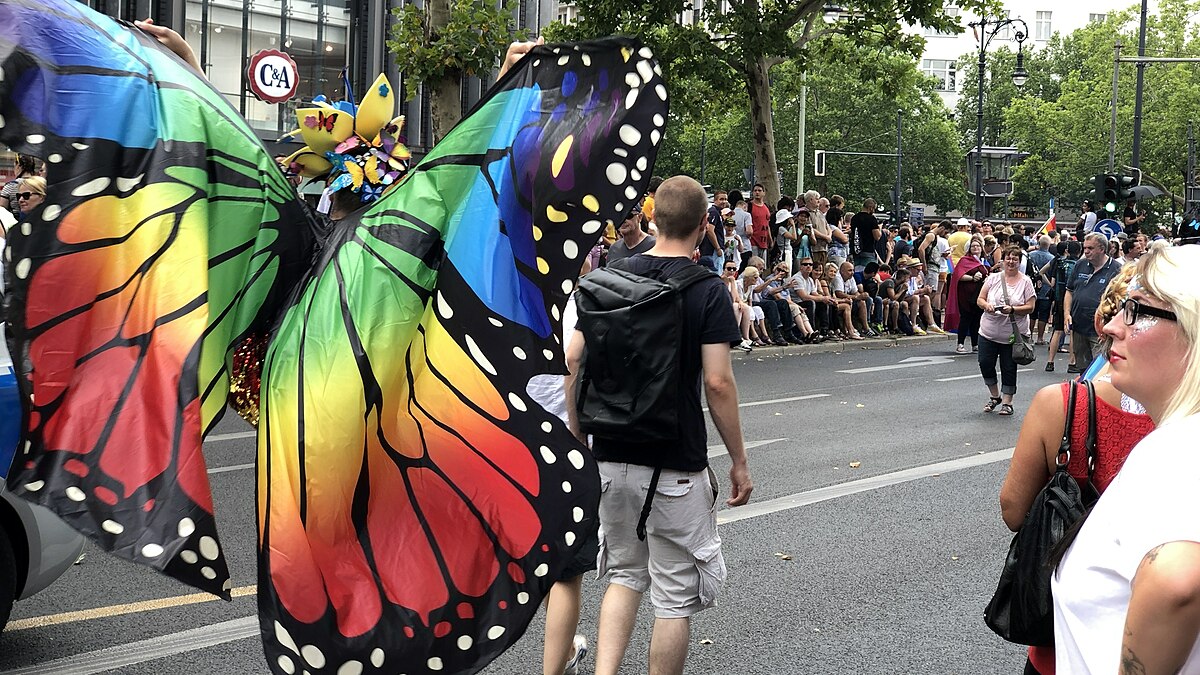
[4,586,258,632]
[707,437,788,458]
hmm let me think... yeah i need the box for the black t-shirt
[850,211,880,258]
[699,205,725,256]
[862,276,880,297]
[1123,206,1140,235]
[589,255,740,471]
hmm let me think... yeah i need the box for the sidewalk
[730,333,953,361]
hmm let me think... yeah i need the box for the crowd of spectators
[588,178,1168,357]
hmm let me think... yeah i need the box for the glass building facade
[58,1,559,154]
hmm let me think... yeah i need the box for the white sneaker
[563,634,588,675]
[737,339,754,352]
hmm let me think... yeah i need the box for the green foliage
[964,0,1200,218]
[544,0,990,205]
[387,0,525,100]
[642,36,970,214]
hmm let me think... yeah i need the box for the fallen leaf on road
[951,556,960,561]
[855,403,865,408]
[833,466,840,470]
[978,451,985,455]
[700,639,714,645]
[932,473,941,477]
[812,628,821,633]
[774,412,782,416]
[849,461,861,468]
[840,401,848,405]
[965,442,972,446]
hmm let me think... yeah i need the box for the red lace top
[1028,381,1155,675]
[1059,381,1155,492]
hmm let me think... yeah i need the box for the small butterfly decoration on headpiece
[279,74,412,204]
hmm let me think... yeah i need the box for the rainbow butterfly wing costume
[0,1,669,673]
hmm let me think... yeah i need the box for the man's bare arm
[563,329,587,445]
[1119,541,1200,675]
[701,343,752,507]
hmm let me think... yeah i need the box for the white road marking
[704,393,830,412]
[935,369,1033,382]
[717,447,1013,524]
[205,430,255,442]
[207,462,254,475]
[707,437,788,459]
[0,448,1014,671]
[836,354,965,374]
[0,617,258,675]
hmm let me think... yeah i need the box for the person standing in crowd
[976,246,1036,416]
[1077,199,1098,235]
[748,183,772,260]
[0,154,37,217]
[699,190,728,273]
[1043,240,1080,372]
[850,198,881,272]
[732,197,754,272]
[805,190,831,271]
[1122,197,1146,235]
[1052,245,1200,675]
[948,236,988,353]
[917,221,951,328]
[566,175,752,675]
[1028,235,1056,346]
[641,176,662,227]
[1000,263,1154,675]
[14,176,46,219]
[947,217,973,264]
[1065,233,1121,374]
[824,195,846,263]
[607,204,654,263]
[773,198,798,272]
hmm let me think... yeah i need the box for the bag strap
[1056,382,1079,467]
[1084,380,1098,483]
[636,466,663,541]
[998,277,1020,334]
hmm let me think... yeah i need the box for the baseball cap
[956,217,971,228]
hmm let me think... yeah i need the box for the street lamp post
[970,17,1028,221]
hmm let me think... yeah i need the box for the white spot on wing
[72,177,111,197]
[466,335,498,375]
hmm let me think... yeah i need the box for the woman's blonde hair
[742,265,759,280]
[20,176,46,195]
[1135,245,1200,423]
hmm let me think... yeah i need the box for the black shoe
[1045,362,1055,372]
[1066,364,1082,374]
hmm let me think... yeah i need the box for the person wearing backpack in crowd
[1042,240,1081,372]
[1027,235,1055,346]
[567,175,753,675]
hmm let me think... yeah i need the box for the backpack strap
[636,466,663,541]
[665,262,717,292]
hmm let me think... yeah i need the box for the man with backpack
[567,175,753,675]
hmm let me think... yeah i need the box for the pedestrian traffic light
[1101,173,1120,213]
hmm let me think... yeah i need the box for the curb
[730,333,953,361]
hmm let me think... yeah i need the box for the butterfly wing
[0,0,317,597]
[258,39,668,674]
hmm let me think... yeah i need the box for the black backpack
[573,260,714,442]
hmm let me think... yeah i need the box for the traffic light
[1101,173,1119,213]
[1091,174,1106,208]
[1116,173,1136,205]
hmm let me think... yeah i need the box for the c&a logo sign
[247,49,299,104]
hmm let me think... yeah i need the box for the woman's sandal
[997,403,1014,416]
[983,396,1002,413]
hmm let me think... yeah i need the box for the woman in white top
[975,245,1036,416]
[1052,244,1200,675]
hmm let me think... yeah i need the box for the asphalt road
[0,335,1073,674]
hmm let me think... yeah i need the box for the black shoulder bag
[983,381,1098,646]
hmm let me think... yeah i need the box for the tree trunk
[746,57,781,207]
[427,0,460,143]
[429,75,461,143]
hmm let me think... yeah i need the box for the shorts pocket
[690,540,727,607]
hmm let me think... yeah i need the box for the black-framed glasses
[1120,298,1176,325]
[16,192,40,200]
[800,262,813,267]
